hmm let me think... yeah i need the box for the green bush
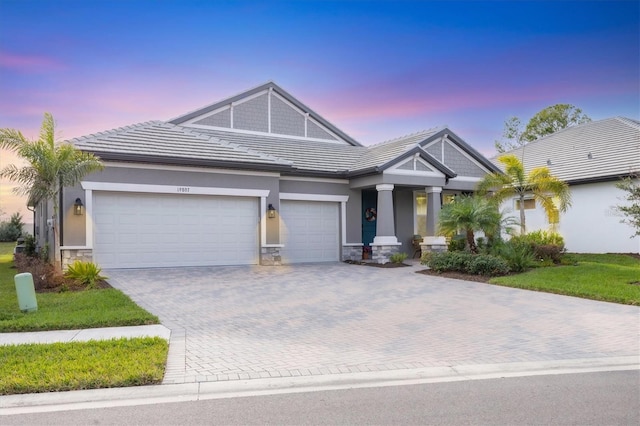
[510,231,566,263]
[423,251,510,276]
[64,261,108,289]
[496,240,535,272]
[512,230,565,249]
[466,254,511,276]
[23,234,37,257]
[389,252,408,264]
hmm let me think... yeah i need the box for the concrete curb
[2,356,638,415]
[0,325,171,346]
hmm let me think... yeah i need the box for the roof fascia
[567,173,639,186]
[85,151,294,173]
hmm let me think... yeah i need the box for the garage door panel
[94,192,258,268]
[280,200,339,263]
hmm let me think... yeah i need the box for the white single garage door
[93,192,259,268]
[280,200,339,263]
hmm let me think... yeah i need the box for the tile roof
[495,117,640,183]
[353,128,444,172]
[70,121,291,169]
[188,128,366,174]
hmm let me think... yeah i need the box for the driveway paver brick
[106,263,640,384]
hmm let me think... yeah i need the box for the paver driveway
[106,263,639,384]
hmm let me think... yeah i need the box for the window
[414,192,427,236]
[515,198,536,210]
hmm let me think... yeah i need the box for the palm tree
[438,195,501,254]
[476,154,571,234]
[0,113,103,263]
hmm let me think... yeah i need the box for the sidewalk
[0,324,171,346]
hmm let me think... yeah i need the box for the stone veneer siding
[341,245,363,262]
[61,248,93,270]
[260,246,282,266]
[370,244,401,264]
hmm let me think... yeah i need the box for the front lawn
[0,242,159,332]
[489,253,640,305]
[0,337,168,395]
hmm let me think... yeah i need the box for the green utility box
[14,272,38,313]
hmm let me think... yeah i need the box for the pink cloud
[0,51,64,72]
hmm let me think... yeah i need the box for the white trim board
[279,193,349,202]
[103,161,281,178]
[183,124,347,144]
[279,176,349,184]
[81,182,270,198]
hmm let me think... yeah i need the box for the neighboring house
[495,117,640,254]
[36,82,501,268]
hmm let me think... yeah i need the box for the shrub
[389,252,408,264]
[513,230,565,250]
[423,251,510,276]
[64,261,108,289]
[423,251,470,272]
[13,254,65,291]
[466,254,510,276]
[510,231,566,263]
[533,244,564,264]
[23,234,37,257]
[496,240,535,272]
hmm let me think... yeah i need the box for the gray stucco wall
[62,185,87,246]
[394,189,415,254]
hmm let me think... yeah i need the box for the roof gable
[169,81,361,147]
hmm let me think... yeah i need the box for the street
[3,370,638,425]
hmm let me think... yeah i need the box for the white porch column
[422,186,447,253]
[425,186,442,236]
[373,184,398,244]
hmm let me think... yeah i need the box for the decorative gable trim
[170,81,361,146]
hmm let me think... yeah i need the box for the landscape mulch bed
[416,269,494,283]
[343,260,409,268]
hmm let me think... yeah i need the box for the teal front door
[361,190,377,250]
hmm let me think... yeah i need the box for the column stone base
[260,245,283,266]
[342,245,364,262]
[420,236,448,256]
[61,248,93,271]
[370,242,402,264]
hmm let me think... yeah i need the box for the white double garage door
[93,192,339,268]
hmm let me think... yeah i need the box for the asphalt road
[3,371,639,425]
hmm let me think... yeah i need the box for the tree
[437,195,501,254]
[476,154,571,234]
[0,113,104,262]
[616,176,640,237]
[0,212,24,242]
[495,104,591,153]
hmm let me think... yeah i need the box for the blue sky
[1,0,639,215]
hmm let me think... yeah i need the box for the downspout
[59,179,64,265]
[27,205,36,236]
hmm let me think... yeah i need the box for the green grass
[0,337,168,395]
[0,242,159,332]
[490,253,640,305]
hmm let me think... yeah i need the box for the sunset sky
[1,0,639,220]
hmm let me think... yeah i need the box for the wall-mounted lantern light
[267,204,276,219]
[74,198,84,216]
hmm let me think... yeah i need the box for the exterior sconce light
[267,204,276,219]
[74,198,84,216]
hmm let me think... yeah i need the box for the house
[495,117,640,254]
[35,82,501,268]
